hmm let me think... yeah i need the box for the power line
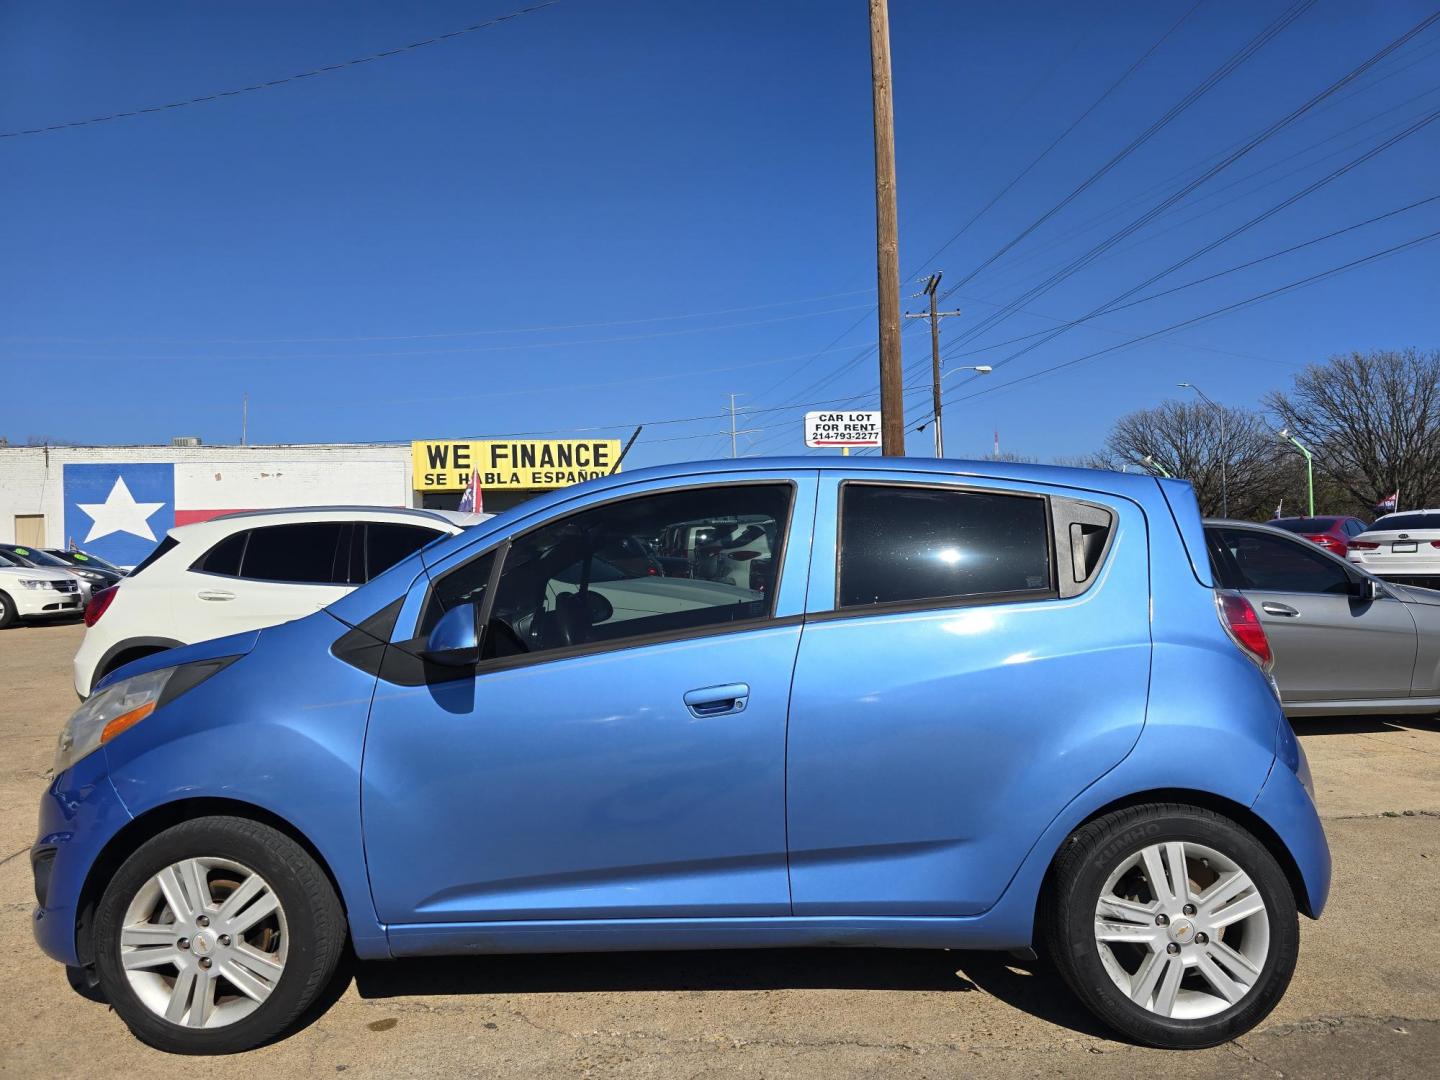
[0,1,561,140]
[940,7,1440,350]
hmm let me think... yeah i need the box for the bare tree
[1266,349,1440,513]
[1099,400,1287,518]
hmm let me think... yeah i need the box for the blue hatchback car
[33,458,1329,1053]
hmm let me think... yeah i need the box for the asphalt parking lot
[2,621,1437,1078]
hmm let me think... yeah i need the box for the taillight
[1215,590,1273,671]
[84,585,118,627]
[1306,534,1337,547]
[1429,541,1440,549]
[1350,541,1379,550]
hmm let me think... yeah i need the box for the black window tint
[191,532,247,577]
[839,483,1051,608]
[131,535,179,576]
[428,484,790,659]
[365,523,442,581]
[1346,519,1366,536]
[420,550,498,636]
[238,522,348,584]
[1214,528,1352,595]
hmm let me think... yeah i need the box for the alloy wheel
[118,856,288,1029]
[1093,841,1270,1020]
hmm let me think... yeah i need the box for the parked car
[1267,515,1369,557]
[1206,519,1440,717]
[1345,509,1440,585]
[72,506,485,697]
[34,459,1327,1053]
[0,543,96,604]
[46,548,131,577]
[0,550,85,627]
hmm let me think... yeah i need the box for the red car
[1268,515,1369,556]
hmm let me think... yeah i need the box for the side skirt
[385,916,1025,958]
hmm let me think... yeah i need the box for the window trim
[411,479,800,676]
[829,479,1059,619]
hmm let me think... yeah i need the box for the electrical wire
[0,1,562,140]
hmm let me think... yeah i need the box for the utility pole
[905,272,962,457]
[726,394,759,458]
[241,393,248,446]
[869,0,905,456]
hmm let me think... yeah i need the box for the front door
[1208,526,1417,702]
[361,474,815,929]
[785,474,1152,915]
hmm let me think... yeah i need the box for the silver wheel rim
[1093,840,1269,1020]
[119,857,288,1029]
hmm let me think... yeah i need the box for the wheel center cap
[192,930,217,955]
[1168,917,1195,944]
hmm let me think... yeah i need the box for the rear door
[785,473,1151,915]
[1208,525,1416,702]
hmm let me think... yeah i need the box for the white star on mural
[76,477,165,543]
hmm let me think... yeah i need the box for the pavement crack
[0,845,30,868]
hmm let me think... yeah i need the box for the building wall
[0,444,413,561]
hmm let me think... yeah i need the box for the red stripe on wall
[173,508,255,526]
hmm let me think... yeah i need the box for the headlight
[54,658,236,772]
[19,579,49,590]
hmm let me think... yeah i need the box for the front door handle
[683,682,750,718]
[1261,602,1299,617]
[197,589,236,602]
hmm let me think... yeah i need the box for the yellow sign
[412,439,622,492]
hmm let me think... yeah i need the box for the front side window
[1212,528,1352,595]
[839,483,1052,608]
[424,483,791,661]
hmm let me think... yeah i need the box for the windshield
[64,549,123,572]
[1371,513,1440,532]
[1270,518,1339,533]
[3,545,71,568]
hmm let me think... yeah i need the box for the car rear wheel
[93,816,345,1054]
[1044,803,1299,1049]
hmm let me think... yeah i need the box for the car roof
[159,505,473,546]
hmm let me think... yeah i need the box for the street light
[929,365,992,457]
[1140,454,1172,478]
[1179,382,1227,517]
[1278,428,1315,517]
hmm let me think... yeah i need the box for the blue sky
[2,0,1437,468]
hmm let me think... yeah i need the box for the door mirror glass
[423,602,480,666]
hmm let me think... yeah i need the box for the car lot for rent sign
[805,411,882,448]
[413,439,621,491]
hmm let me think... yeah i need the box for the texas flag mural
[63,460,408,566]
[64,463,175,567]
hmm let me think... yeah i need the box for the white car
[1346,509,1440,585]
[0,552,86,628]
[73,506,486,697]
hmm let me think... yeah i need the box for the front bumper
[10,586,84,619]
[31,750,133,967]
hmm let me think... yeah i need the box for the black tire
[0,591,16,629]
[93,816,346,1054]
[1044,803,1299,1049]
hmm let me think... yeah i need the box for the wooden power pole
[869,0,905,456]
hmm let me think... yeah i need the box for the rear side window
[839,483,1052,608]
[362,523,442,581]
[1210,527,1352,595]
[131,535,179,576]
[192,532,248,577]
[237,522,349,585]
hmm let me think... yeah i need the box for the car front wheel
[93,816,345,1054]
[1045,803,1300,1049]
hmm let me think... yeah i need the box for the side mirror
[422,603,480,667]
[1349,576,1381,601]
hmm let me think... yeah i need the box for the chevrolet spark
[32,459,1329,1054]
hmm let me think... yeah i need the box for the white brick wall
[0,444,414,546]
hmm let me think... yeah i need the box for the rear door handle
[197,589,236,602]
[683,682,750,718]
[1261,602,1299,617]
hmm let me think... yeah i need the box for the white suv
[0,551,86,628]
[73,506,485,697]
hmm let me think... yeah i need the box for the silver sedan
[1205,519,1440,718]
